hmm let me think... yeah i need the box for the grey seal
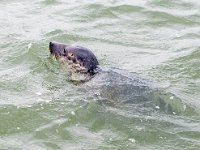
[48,41,196,115]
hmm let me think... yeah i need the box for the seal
[48,41,194,115]
[49,41,99,80]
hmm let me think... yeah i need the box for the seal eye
[71,53,74,57]
[63,48,66,54]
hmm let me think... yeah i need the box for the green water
[0,0,200,149]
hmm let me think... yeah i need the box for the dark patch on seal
[49,41,99,76]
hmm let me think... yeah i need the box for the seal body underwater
[49,41,194,114]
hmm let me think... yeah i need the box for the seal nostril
[49,42,54,47]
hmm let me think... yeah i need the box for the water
[0,0,200,149]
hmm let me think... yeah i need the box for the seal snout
[49,41,54,47]
[49,41,67,56]
[49,41,54,54]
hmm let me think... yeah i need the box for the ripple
[1,0,200,149]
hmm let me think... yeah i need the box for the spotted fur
[49,41,99,76]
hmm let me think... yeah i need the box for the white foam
[36,92,42,96]
[155,106,160,109]
[128,138,136,143]
[28,43,32,49]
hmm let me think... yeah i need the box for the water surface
[0,0,200,149]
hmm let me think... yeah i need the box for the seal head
[49,42,99,78]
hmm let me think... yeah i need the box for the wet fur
[49,42,99,81]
